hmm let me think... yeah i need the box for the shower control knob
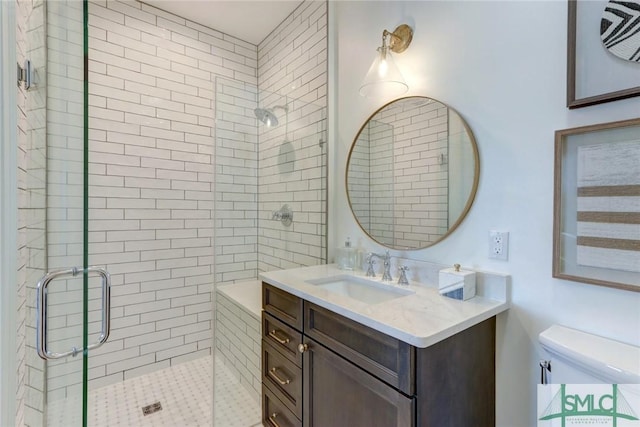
[297,343,308,353]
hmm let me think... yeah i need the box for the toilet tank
[539,325,640,384]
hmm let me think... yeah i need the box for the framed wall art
[553,117,640,292]
[567,0,640,109]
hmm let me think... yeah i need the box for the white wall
[330,2,640,426]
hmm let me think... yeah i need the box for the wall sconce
[359,24,413,98]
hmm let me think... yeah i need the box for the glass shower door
[30,0,218,424]
[26,1,108,426]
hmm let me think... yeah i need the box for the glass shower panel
[21,0,47,425]
[214,78,328,283]
[214,78,259,287]
[213,77,328,426]
[26,0,220,422]
[25,0,87,425]
[213,77,262,426]
[83,2,216,424]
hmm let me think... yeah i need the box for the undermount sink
[305,275,415,304]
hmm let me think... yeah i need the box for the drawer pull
[269,329,290,345]
[297,343,308,353]
[268,367,291,385]
[268,412,281,427]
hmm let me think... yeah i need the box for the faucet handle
[397,265,410,285]
[365,258,376,277]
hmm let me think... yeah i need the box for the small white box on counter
[439,264,476,300]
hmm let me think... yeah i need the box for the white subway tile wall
[19,1,78,424]
[387,100,449,248]
[45,0,103,405]
[214,78,258,285]
[16,0,328,419]
[348,99,450,248]
[257,0,328,271]
[368,119,396,245]
[212,0,328,402]
[17,0,48,423]
[215,291,261,401]
[43,0,260,397]
[348,131,371,233]
[16,1,28,423]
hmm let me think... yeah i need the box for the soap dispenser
[337,237,356,270]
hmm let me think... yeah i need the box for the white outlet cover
[489,231,509,260]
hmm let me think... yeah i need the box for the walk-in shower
[10,0,328,426]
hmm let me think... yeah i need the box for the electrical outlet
[489,230,509,260]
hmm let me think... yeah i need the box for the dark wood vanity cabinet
[303,335,415,426]
[261,282,496,427]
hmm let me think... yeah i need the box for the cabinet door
[303,337,414,427]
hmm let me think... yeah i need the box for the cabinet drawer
[263,312,303,367]
[304,301,415,395]
[262,339,303,419]
[263,282,303,331]
[263,385,302,427]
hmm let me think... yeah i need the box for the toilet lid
[600,0,640,62]
[539,325,640,384]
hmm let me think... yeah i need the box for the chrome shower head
[254,104,288,127]
[254,108,279,127]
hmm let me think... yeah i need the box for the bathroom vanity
[259,264,509,427]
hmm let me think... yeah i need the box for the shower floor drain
[142,401,163,416]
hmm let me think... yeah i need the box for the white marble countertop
[260,264,510,348]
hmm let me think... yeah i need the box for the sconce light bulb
[378,58,388,78]
[377,45,389,78]
[359,30,409,98]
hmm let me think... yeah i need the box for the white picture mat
[557,126,640,288]
[575,0,640,99]
[575,140,640,273]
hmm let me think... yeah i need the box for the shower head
[254,104,288,127]
[254,108,279,127]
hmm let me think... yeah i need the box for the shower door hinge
[17,60,32,90]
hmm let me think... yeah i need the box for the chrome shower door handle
[36,266,111,360]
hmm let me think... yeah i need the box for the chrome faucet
[366,250,392,281]
[397,266,410,286]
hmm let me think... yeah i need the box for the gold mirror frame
[346,96,480,250]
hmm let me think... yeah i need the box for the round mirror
[346,96,479,250]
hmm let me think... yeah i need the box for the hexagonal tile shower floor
[46,356,261,427]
